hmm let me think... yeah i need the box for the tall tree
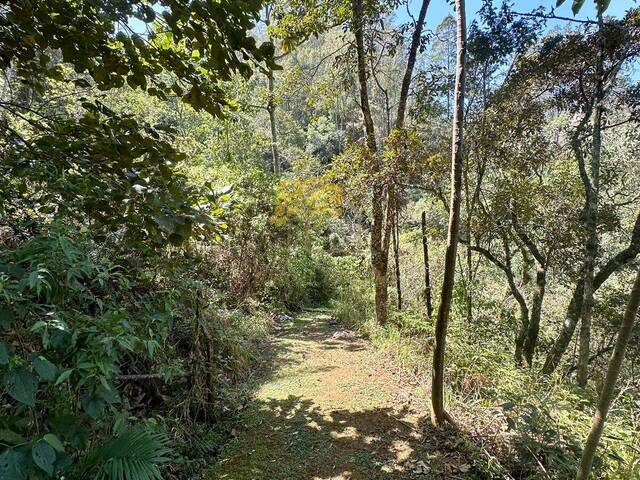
[576,268,640,480]
[576,9,605,387]
[349,0,431,325]
[431,0,466,427]
[264,3,281,174]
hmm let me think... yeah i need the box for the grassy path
[208,311,474,480]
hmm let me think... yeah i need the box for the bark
[392,202,402,310]
[523,264,547,367]
[421,211,434,319]
[431,0,466,427]
[395,0,431,129]
[264,7,280,174]
[352,0,390,325]
[464,155,472,322]
[576,269,640,480]
[267,70,280,174]
[577,12,605,387]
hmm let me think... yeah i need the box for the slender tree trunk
[267,70,280,174]
[577,11,604,387]
[523,264,547,367]
[464,155,473,322]
[431,0,466,427]
[264,6,280,174]
[514,304,530,366]
[390,0,430,315]
[396,0,431,130]
[352,0,389,325]
[392,202,402,310]
[576,269,640,480]
[422,211,434,319]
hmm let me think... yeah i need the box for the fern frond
[87,427,171,480]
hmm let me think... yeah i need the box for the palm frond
[87,428,172,480]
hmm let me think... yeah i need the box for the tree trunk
[267,70,280,174]
[396,0,431,130]
[577,11,604,387]
[523,264,547,368]
[576,269,640,480]
[540,22,640,376]
[542,208,640,373]
[392,202,402,310]
[421,211,434,319]
[431,0,466,427]
[264,6,280,174]
[351,0,389,325]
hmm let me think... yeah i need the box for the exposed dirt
[207,311,484,480]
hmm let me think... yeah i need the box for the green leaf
[572,0,586,14]
[43,433,65,452]
[55,369,73,385]
[0,429,26,445]
[4,368,38,406]
[0,307,13,330]
[0,341,10,364]
[0,449,27,480]
[32,440,56,475]
[33,356,58,381]
[82,394,106,419]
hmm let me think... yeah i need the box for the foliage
[271,176,342,232]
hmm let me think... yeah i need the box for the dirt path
[208,311,476,480]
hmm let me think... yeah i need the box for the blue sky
[404,0,635,32]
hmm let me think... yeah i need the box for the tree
[576,8,605,387]
[349,0,432,325]
[431,0,466,427]
[527,11,640,374]
[576,268,640,480]
[1,0,276,246]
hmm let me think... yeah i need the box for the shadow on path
[209,312,494,479]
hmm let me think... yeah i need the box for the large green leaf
[0,341,10,364]
[33,356,58,382]
[43,433,65,453]
[32,440,56,475]
[4,368,38,406]
[0,449,27,480]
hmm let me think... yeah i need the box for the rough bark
[576,269,640,480]
[352,0,390,325]
[523,265,547,367]
[421,211,434,319]
[431,0,466,427]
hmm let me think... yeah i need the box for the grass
[207,311,484,479]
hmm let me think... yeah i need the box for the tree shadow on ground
[213,394,487,479]
[212,311,585,479]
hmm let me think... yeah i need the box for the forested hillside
[1,0,639,479]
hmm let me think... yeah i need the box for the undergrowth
[329,253,640,479]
